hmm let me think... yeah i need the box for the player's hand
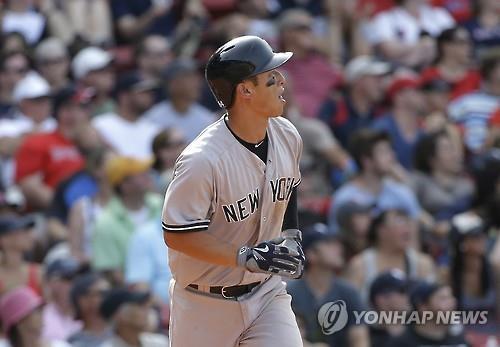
[237,240,302,279]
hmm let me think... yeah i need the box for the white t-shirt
[92,113,160,160]
[368,5,455,45]
[143,101,215,142]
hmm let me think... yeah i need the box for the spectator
[68,273,112,347]
[40,0,113,47]
[67,148,114,263]
[463,0,500,59]
[99,288,168,347]
[422,27,481,99]
[421,26,480,100]
[110,0,178,42]
[450,213,498,316]
[125,221,172,304]
[0,286,71,347]
[278,9,342,118]
[41,258,83,342]
[336,201,372,262]
[368,270,410,346]
[412,130,474,219]
[91,156,162,281]
[367,0,455,67]
[288,227,369,347]
[150,128,186,193]
[448,54,500,153]
[420,78,453,131]
[0,32,30,56]
[387,282,469,346]
[328,129,420,232]
[144,59,214,143]
[92,72,159,159]
[71,47,116,117]
[318,55,390,147]
[1,0,46,45]
[0,51,30,119]
[236,0,277,42]
[0,72,54,161]
[345,207,436,301]
[14,85,90,210]
[0,214,42,296]
[372,74,425,169]
[34,38,70,93]
[135,34,173,85]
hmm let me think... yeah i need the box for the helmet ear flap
[208,79,237,109]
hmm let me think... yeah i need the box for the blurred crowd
[0,0,499,346]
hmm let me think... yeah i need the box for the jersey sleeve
[161,151,214,233]
[293,121,303,188]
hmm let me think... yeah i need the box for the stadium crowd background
[0,0,499,346]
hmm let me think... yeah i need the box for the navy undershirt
[224,118,299,230]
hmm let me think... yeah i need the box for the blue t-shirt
[372,115,422,169]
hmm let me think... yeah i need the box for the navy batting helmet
[205,36,292,108]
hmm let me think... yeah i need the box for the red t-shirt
[420,67,481,100]
[490,108,500,127]
[15,131,84,188]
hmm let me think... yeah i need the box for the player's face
[247,69,287,117]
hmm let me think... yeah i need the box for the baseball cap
[437,26,470,46]
[450,212,486,242]
[12,72,51,102]
[71,272,108,319]
[45,257,82,280]
[105,156,153,187]
[302,224,340,252]
[72,47,113,79]
[0,286,43,334]
[420,77,452,93]
[0,214,35,236]
[114,72,157,96]
[99,288,150,320]
[34,37,68,63]
[387,76,421,101]
[409,280,443,310]
[345,55,391,82]
[53,84,95,116]
[163,58,198,82]
[369,269,408,304]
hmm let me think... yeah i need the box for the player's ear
[236,82,253,100]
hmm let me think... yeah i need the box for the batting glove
[237,240,302,278]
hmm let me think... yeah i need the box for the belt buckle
[221,285,236,299]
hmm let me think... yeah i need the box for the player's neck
[226,110,269,144]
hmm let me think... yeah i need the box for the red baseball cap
[387,76,421,101]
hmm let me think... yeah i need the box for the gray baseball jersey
[162,115,302,288]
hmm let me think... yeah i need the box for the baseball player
[162,35,304,347]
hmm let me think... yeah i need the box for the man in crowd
[135,34,172,85]
[72,46,116,117]
[91,156,162,282]
[143,58,214,143]
[388,281,469,346]
[368,270,411,346]
[92,72,159,159]
[34,37,70,93]
[0,51,30,118]
[14,84,90,209]
[99,288,168,347]
[288,225,369,347]
[318,55,390,147]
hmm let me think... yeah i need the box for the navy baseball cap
[369,269,408,304]
[45,257,82,280]
[302,224,341,252]
[114,72,157,95]
[0,215,35,236]
[99,288,150,320]
[409,281,443,310]
[53,84,95,116]
[163,58,198,82]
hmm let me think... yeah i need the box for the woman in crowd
[0,286,70,347]
[0,215,42,296]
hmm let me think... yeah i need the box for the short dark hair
[480,53,500,81]
[348,129,391,170]
[413,130,448,174]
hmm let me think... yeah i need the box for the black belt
[187,281,261,299]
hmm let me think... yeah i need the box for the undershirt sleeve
[282,186,298,230]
